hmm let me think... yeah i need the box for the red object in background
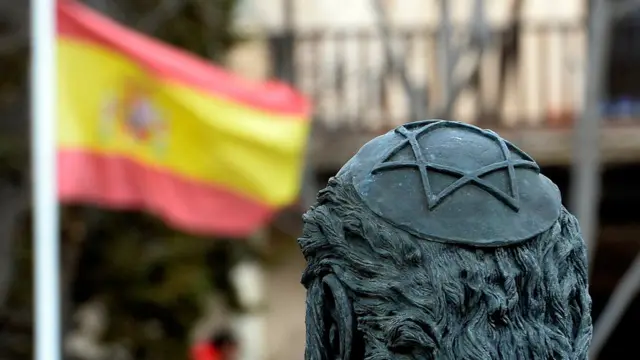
[191,342,222,360]
[546,108,576,128]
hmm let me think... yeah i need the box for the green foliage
[128,0,241,61]
[75,210,218,359]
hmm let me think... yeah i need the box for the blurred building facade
[227,1,640,359]
[232,0,586,128]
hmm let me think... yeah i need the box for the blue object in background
[602,97,640,120]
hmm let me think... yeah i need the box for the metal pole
[574,3,640,357]
[570,0,610,268]
[31,0,60,359]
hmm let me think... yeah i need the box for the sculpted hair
[298,177,592,360]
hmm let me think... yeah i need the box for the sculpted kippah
[337,120,562,247]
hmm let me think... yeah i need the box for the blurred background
[2,0,640,359]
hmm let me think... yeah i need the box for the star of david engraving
[371,121,540,211]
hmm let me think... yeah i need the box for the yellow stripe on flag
[58,38,310,206]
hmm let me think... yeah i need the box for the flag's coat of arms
[101,79,168,156]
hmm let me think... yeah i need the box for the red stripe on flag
[58,149,275,237]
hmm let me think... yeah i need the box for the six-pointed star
[371,121,540,211]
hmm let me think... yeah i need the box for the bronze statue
[298,120,592,359]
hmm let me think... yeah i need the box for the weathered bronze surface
[299,120,592,359]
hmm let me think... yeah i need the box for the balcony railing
[271,22,596,131]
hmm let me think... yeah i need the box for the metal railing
[271,22,598,131]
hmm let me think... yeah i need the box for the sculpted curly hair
[298,177,592,360]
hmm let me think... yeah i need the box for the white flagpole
[31,0,60,358]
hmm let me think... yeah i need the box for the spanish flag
[57,1,311,236]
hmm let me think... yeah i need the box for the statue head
[298,120,592,359]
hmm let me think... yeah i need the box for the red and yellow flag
[57,1,311,236]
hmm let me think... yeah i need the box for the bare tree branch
[435,0,489,118]
[494,0,524,123]
[371,0,426,121]
[439,51,482,117]
[437,0,454,116]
